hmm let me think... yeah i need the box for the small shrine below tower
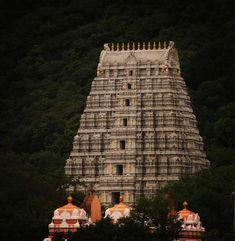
[177,201,205,241]
[43,196,87,241]
[104,195,131,222]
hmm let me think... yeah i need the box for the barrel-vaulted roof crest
[99,41,179,69]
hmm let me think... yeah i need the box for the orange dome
[109,196,130,215]
[57,196,81,215]
[105,195,131,222]
[178,200,195,220]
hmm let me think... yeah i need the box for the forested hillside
[0,0,234,241]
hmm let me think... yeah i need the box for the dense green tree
[134,195,181,241]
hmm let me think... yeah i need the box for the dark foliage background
[0,0,234,240]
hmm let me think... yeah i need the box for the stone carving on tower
[65,41,210,207]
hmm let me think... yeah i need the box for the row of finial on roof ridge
[109,41,170,51]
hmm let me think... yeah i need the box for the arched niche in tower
[126,53,137,65]
[125,53,137,77]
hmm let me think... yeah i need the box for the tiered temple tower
[65,41,210,207]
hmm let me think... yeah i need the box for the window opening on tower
[123,118,128,126]
[125,99,130,106]
[120,140,126,149]
[116,165,123,175]
[111,192,120,205]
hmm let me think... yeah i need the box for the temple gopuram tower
[65,41,210,207]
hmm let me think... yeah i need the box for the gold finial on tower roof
[127,42,130,50]
[121,43,125,51]
[148,42,151,50]
[158,41,161,49]
[116,43,120,51]
[137,42,140,50]
[153,41,156,50]
[143,42,146,50]
[111,43,114,51]
[132,42,135,50]
[163,41,167,49]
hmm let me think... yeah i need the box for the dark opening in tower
[125,99,130,106]
[111,192,120,205]
[116,165,123,175]
[120,140,126,149]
